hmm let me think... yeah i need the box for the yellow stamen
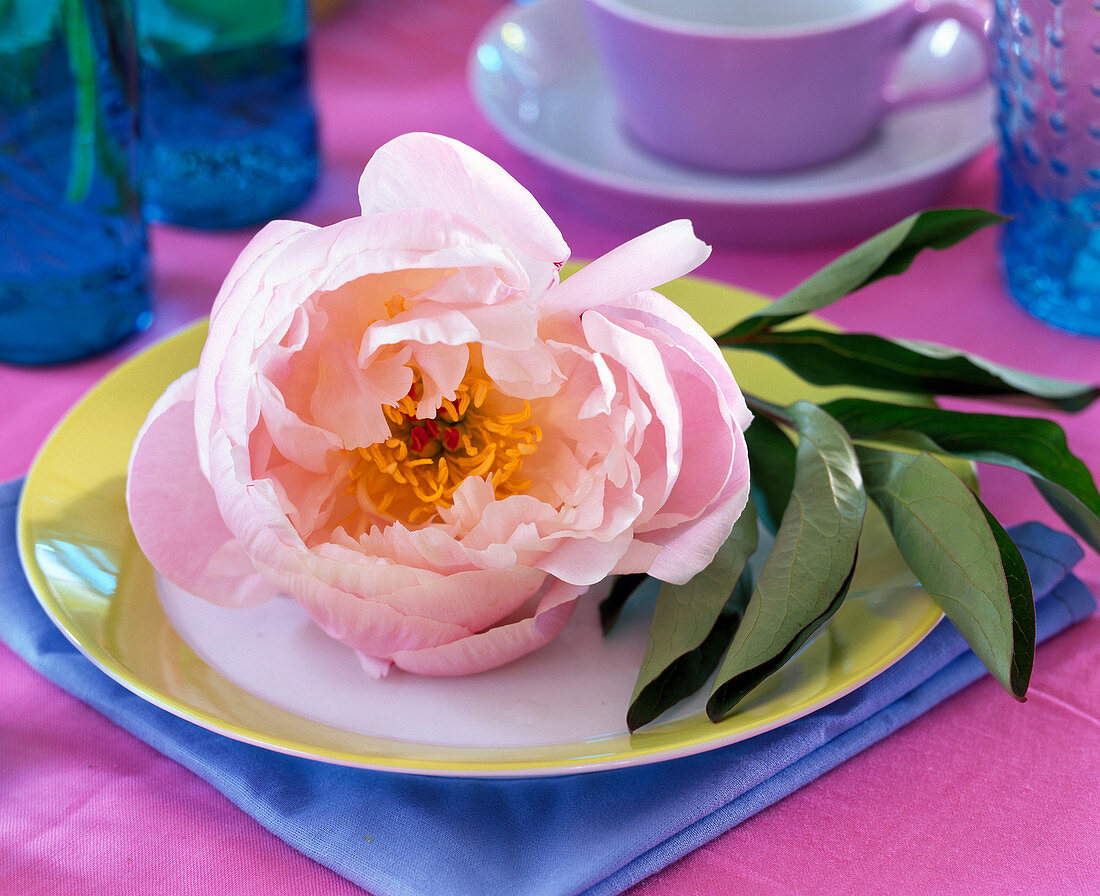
[345,365,541,527]
[385,292,408,319]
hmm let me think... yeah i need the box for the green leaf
[599,572,648,635]
[1033,478,1100,558]
[732,330,1098,412]
[626,502,759,731]
[979,503,1035,698]
[706,402,866,722]
[717,209,1004,340]
[745,414,797,533]
[857,447,1035,699]
[824,398,1100,552]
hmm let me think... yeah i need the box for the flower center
[348,369,541,525]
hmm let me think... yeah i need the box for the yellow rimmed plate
[17,274,944,778]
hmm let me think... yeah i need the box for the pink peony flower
[126,133,752,678]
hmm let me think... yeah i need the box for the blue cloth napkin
[1,476,1094,896]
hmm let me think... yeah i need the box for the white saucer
[468,0,994,247]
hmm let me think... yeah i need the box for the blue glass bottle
[0,0,150,365]
[137,0,319,229]
[993,0,1100,337]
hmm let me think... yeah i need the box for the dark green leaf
[717,209,1004,340]
[858,447,1035,699]
[626,502,759,731]
[979,502,1035,699]
[745,414,797,533]
[1033,478,1100,558]
[599,572,648,635]
[732,330,1098,412]
[706,402,866,722]
[825,398,1100,552]
[881,208,1007,277]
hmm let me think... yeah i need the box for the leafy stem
[743,393,794,427]
[610,207,1100,731]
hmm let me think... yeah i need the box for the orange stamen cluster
[348,369,540,525]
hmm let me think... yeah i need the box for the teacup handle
[885,1,991,109]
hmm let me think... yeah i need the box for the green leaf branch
[606,209,1100,729]
[706,402,866,724]
[626,502,758,732]
[857,446,1034,700]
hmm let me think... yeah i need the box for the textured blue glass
[138,0,318,229]
[993,0,1100,337]
[0,0,150,365]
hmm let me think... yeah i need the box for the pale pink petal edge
[126,370,274,607]
[389,579,586,676]
[357,132,569,294]
[542,220,709,315]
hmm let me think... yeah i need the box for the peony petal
[254,374,341,473]
[126,371,274,607]
[299,559,547,632]
[356,652,393,679]
[537,526,638,587]
[210,220,319,320]
[309,339,412,448]
[291,581,475,655]
[262,455,356,545]
[205,213,531,455]
[408,342,470,417]
[343,512,524,575]
[277,565,545,659]
[362,306,482,355]
[642,423,751,585]
[611,538,662,576]
[603,289,752,431]
[580,309,684,508]
[481,339,562,399]
[542,220,710,315]
[194,220,318,477]
[442,490,557,558]
[639,350,740,524]
[390,578,585,676]
[357,133,569,296]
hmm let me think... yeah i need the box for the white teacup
[580,0,991,173]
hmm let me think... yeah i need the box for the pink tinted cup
[580,0,991,173]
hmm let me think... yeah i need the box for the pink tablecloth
[3,2,1098,893]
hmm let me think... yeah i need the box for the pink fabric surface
[2,1,1098,893]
